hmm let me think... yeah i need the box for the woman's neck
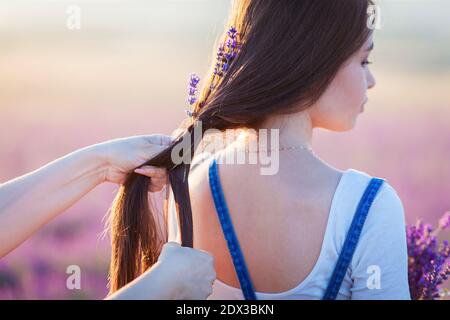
[255,112,314,150]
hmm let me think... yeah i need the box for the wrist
[76,145,110,184]
[135,262,175,300]
[149,261,184,300]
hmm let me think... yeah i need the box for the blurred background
[0,0,449,299]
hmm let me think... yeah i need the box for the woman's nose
[367,71,376,89]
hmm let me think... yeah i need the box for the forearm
[0,146,107,257]
[106,262,177,300]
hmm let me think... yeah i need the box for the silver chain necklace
[244,144,314,153]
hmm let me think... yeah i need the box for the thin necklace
[244,144,315,154]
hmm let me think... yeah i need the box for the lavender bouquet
[407,211,450,299]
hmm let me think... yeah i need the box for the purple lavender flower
[187,96,197,105]
[212,26,241,82]
[226,38,238,50]
[407,212,450,300]
[227,26,238,38]
[213,62,222,76]
[188,86,197,96]
[188,73,200,88]
[217,44,225,59]
[186,73,201,117]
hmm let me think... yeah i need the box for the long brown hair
[108,0,374,293]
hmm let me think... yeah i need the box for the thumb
[145,135,174,147]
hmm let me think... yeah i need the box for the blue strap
[208,158,257,300]
[322,177,385,300]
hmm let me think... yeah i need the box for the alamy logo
[66,265,81,290]
[367,5,382,30]
[66,5,81,30]
[366,265,381,289]
[170,121,282,176]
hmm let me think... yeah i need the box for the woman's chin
[321,122,356,132]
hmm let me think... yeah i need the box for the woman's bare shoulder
[188,153,215,212]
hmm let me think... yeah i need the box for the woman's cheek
[344,64,366,109]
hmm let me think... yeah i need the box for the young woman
[109,0,411,299]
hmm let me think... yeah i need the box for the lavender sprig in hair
[186,73,200,117]
[407,211,450,299]
[185,26,241,118]
[213,26,240,79]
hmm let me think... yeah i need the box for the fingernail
[134,169,144,174]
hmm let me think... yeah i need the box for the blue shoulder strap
[322,177,385,300]
[208,158,257,300]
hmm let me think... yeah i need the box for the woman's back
[188,147,343,294]
[171,146,411,299]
